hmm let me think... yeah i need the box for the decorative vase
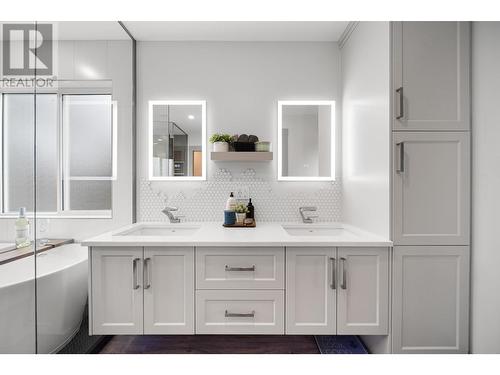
[213,142,229,152]
[236,212,246,224]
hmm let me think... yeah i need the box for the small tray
[223,219,256,228]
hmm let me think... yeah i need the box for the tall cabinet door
[393,132,470,245]
[392,246,469,353]
[392,22,470,131]
[143,247,195,334]
[286,247,336,334]
[337,248,389,335]
[91,247,143,335]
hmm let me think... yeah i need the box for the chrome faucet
[299,206,318,223]
[162,206,184,223]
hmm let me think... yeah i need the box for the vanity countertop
[82,222,392,248]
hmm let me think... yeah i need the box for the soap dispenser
[15,207,30,249]
[246,198,255,219]
[225,192,237,211]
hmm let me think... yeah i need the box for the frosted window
[62,95,113,210]
[3,94,58,213]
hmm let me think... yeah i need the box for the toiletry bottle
[246,198,255,219]
[15,207,30,249]
[225,192,237,211]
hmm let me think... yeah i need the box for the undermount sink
[115,224,201,237]
[281,225,346,237]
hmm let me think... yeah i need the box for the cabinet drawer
[196,290,284,334]
[196,247,284,289]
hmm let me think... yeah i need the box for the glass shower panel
[34,21,133,354]
[0,21,37,354]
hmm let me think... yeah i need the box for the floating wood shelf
[211,152,273,161]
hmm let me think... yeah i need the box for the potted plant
[209,133,232,152]
[234,203,249,224]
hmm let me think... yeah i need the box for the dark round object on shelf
[237,134,249,142]
[248,135,259,143]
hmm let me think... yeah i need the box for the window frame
[0,85,115,218]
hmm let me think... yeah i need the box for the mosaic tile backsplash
[139,168,342,223]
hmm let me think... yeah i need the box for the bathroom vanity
[82,222,391,337]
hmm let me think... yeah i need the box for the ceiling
[122,21,350,42]
[2,21,350,42]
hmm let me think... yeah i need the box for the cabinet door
[143,247,194,334]
[393,132,470,245]
[392,22,470,131]
[392,246,469,353]
[91,247,143,335]
[286,247,336,334]
[337,248,389,335]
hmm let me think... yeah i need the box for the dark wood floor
[99,335,320,354]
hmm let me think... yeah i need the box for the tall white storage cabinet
[391,22,471,354]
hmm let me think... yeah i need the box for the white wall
[137,42,342,219]
[0,40,134,242]
[470,22,500,354]
[341,22,391,239]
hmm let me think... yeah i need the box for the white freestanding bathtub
[0,243,88,353]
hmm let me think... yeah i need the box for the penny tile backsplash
[139,168,342,223]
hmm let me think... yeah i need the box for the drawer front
[196,247,284,289]
[195,290,284,334]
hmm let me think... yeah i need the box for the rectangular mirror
[278,100,335,181]
[149,100,206,180]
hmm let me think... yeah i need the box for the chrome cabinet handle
[132,258,141,290]
[340,257,347,290]
[225,265,256,272]
[329,257,336,290]
[396,142,405,173]
[144,257,151,289]
[396,86,404,119]
[225,310,255,318]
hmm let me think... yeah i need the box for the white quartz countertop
[82,222,392,247]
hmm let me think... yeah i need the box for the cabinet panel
[196,247,284,289]
[143,247,194,334]
[196,290,284,334]
[286,247,336,334]
[393,132,470,245]
[337,248,389,335]
[91,247,143,335]
[392,246,469,353]
[392,22,470,131]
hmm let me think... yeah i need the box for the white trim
[277,100,336,182]
[148,100,207,181]
[338,22,360,49]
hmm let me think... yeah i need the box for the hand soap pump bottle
[225,192,237,211]
[15,207,30,249]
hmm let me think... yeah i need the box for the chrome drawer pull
[340,257,347,290]
[329,257,336,290]
[225,265,256,272]
[132,258,141,290]
[225,310,255,318]
[144,257,151,289]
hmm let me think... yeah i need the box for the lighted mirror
[149,100,206,180]
[278,100,335,181]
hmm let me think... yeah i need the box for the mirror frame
[148,100,207,181]
[277,100,336,181]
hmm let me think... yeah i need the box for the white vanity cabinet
[286,247,390,335]
[392,246,469,354]
[90,246,195,335]
[336,247,389,335]
[392,132,470,246]
[286,247,337,334]
[143,247,194,334]
[392,22,470,131]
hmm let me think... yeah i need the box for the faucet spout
[162,206,183,223]
[299,206,318,224]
